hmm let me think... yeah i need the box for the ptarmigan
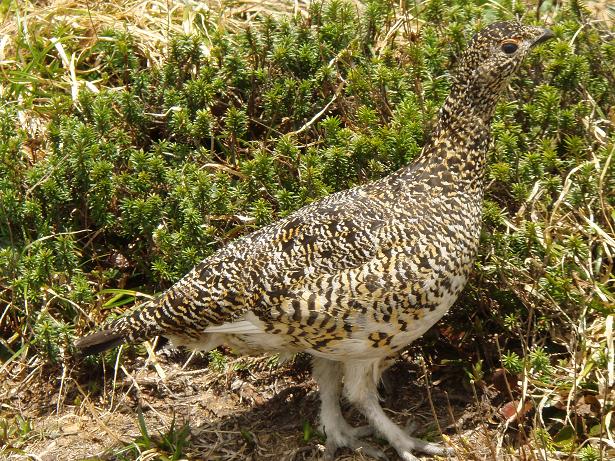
[77,21,554,461]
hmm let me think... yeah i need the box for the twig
[288,92,339,136]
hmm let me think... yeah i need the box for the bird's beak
[531,28,555,47]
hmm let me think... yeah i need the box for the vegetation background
[0,0,613,460]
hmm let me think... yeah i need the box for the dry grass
[0,0,316,111]
[0,0,314,61]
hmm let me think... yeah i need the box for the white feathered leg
[343,359,451,461]
[312,357,385,460]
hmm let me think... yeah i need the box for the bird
[76,21,554,461]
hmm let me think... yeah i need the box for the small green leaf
[553,425,575,449]
[136,406,151,449]
[303,420,313,442]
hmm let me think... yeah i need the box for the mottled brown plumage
[77,21,553,460]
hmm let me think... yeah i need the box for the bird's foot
[322,421,453,460]
[394,436,454,461]
[390,419,453,460]
[322,424,387,461]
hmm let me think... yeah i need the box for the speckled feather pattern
[77,22,550,363]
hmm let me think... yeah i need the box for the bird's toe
[358,442,389,460]
[350,424,374,438]
[399,451,420,461]
[396,435,452,458]
[403,419,418,435]
[323,426,387,461]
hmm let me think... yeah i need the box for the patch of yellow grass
[0,0,312,67]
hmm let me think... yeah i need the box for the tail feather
[75,300,161,356]
[75,329,126,355]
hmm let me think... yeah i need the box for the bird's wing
[149,183,430,343]
[208,235,436,359]
[213,186,401,287]
[216,187,448,358]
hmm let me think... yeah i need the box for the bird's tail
[75,300,161,356]
[74,328,126,355]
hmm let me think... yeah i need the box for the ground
[2,346,508,461]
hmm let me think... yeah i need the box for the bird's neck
[439,79,503,127]
[399,85,501,195]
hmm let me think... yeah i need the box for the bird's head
[452,21,554,94]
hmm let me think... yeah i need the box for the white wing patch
[203,320,263,334]
[170,312,293,355]
[203,311,265,334]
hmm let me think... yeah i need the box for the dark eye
[501,41,519,54]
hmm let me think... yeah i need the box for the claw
[398,438,452,460]
[398,435,453,458]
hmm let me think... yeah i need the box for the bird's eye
[501,40,519,54]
